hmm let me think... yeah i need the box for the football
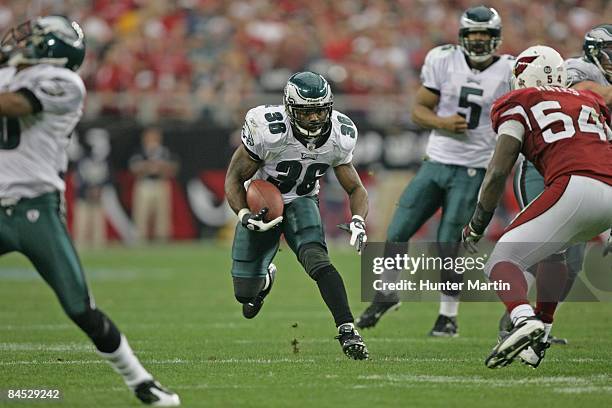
[246,179,284,222]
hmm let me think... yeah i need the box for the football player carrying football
[224,71,370,360]
[0,17,179,406]
[498,23,612,350]
[462,45,612,369]
[357,6,514,337]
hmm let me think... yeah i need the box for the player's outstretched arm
[335,163,368,253]
[224,145,261,215]
[334,163,368,219]
[411,86,468,133]
[0,91,39,117]
[478,134,522,212]
[572,81,612,106]
[462,134,521,252]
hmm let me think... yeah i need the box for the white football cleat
[519,340,551,368]
[485,317,545,368]
[134,380,180,406]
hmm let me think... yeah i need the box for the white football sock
[98,334,153,390]
[379,268,401,296]
[524,271,535,292]
[439,294,459,317]
[543,323,553,342]
[510,304,535,326]
[338,322,354,330]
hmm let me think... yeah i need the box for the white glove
[238,208,283,232]
[339,215,367,253]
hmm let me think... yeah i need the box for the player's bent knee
[68,306,121,353]
[297,243,331,280]
[233,276,265,303]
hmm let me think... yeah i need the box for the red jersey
[491,86,612,186]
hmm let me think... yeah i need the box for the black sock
[314,265,354,326]
[69,308,121,353]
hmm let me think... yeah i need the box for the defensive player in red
[461,45,612,368]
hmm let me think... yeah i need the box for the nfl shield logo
[26,209,40,223]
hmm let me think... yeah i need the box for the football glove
[338,215,367,254]
[461,202,493,254]
[238,208,283,232]
[604,229,612,257]
[461,223,483,254]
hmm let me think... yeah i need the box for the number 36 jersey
[241,105,357,204]
[421,45,514,168]
[0,64,85,199]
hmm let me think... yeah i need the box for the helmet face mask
[583,24,612,82]
[1,16,85,71]
[292,106,331,136]
[459,6,502,63]
[512,45,567,90]
[284,72,333,145]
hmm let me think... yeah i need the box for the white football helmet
[512,45,567,89]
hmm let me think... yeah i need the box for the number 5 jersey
[420,45,514,168]
[241,105,357,204]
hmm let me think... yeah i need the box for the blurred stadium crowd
[1,0,609,123]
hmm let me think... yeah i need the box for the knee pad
[233,276,265,304]
[68,307,120,353]
[298,243,331,280]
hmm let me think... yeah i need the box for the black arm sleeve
[16,88,43,114]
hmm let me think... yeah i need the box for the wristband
[238,208,250,222]
[470,202,494,235]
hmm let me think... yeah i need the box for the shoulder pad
[331,110,358,154]
[243,105,290,153]
[491,88,537,132]
[425,44,458,62]
[500,54,516,67]
[25,64,85,92]
[565,57,607,86]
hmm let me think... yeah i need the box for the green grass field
[1,242,611,407]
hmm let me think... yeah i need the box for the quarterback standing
[0,17,179,406]
[358,6,514,336]
[225,71,370,360]
[462,45,612,368]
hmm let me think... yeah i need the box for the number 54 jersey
[491,86,612,186]
[241,105,357,204]
[421,45,514,168]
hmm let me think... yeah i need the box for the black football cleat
[356,292,400,329]
[519,339,551,368]
[429,314,458,337]
[485,317,545,369]
[243,263,276,319]
[336,323,369,360]
[134,380,180,406]
[548,335,569,345]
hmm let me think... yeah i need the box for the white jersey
[566,57,610,87]
[0,64,85,199]
[420,45,514,168]
[241,105,356,204]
